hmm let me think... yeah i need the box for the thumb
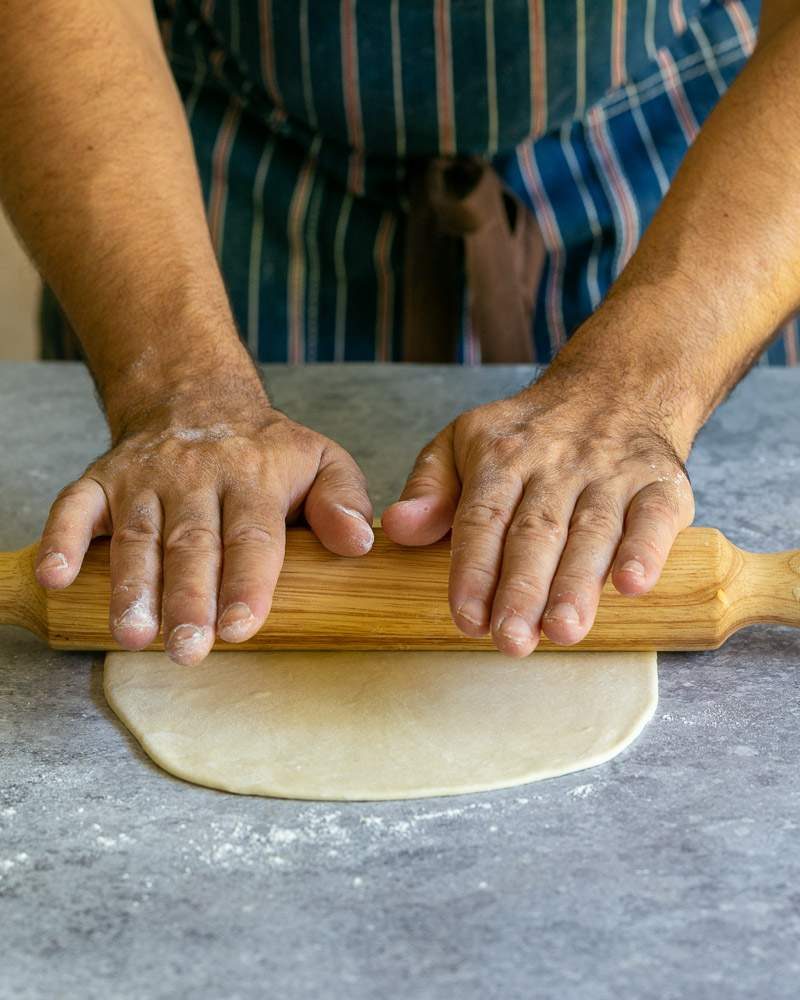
[304,446,375,557]
[382,424,460,546]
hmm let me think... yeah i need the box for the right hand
[34,394,373,665]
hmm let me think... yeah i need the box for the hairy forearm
[0,0,262,435]
[552,11,800,452]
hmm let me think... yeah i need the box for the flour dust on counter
[104,649,657,801]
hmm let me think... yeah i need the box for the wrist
[102,339,269,442]
[536,297,709,458]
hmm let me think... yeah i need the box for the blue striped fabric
[154,0,798,366]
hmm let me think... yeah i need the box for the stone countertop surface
[1,362,799,1000]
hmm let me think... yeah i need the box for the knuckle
[114,522,160,547]
[485,434,524,461]
[623,533,666,559]
[316,457,365,490]
[416,440,442,465]
[412,441,451,479]
[554,568,599,594]
[164,583,213,605]
[220,575,264,594]
[223,523,276,547]
[456,501,510,534]
[474,426,529,463]
[569,504,619,539]
[508,507,566,545]
[466,563,498,582]
[500,571,548,602]
[111,580,152,598]
[453,409,482,437]
[635,494,679,522]
[53,479,95,512]
[414,434,445,461]
[407,472,447,494]
[452,560,497,586]
[165,523,220,553]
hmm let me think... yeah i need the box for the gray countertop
[2,362,799,1000]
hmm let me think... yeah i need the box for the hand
[35,390,373,665]
[382,364,695,656]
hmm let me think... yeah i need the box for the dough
[104,649,657,801]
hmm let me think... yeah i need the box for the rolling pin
[0,526,799,652]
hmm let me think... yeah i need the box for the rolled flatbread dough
[104,649,657,801]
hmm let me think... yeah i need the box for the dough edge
[104,650,658,802]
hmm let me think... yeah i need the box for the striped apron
[42,0,799,366]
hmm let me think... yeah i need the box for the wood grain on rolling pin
[0,527,799,651]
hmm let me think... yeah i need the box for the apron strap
[402,157,545,364]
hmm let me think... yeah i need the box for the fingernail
[620,558,646,579]
[38,551,68,573]
[544,601,580,626]
[497,614,533,646]
[456,599,488,629]
[218,602,257,643]
[167,624,211,664]
[396,497,432,514]
[353,531,374,553]
[333,505,374,552]
[113,594,157,632]
[334,504,371,526]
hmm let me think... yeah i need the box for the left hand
[382,363,695,656]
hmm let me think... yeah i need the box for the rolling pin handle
[0,545,48,640]
[724,547,800,638]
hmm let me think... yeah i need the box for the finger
[542,487,626,646]
[217,491,287,643]
[448,473,524,637]
[611,477,694,596]
[304,448,374,557]
[382,425,460,546]
[489,486,574,657]
[36,477,110,589]
[161,494,222,666]
[108,493,163,651]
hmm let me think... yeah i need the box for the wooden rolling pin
[0,526,799,652]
